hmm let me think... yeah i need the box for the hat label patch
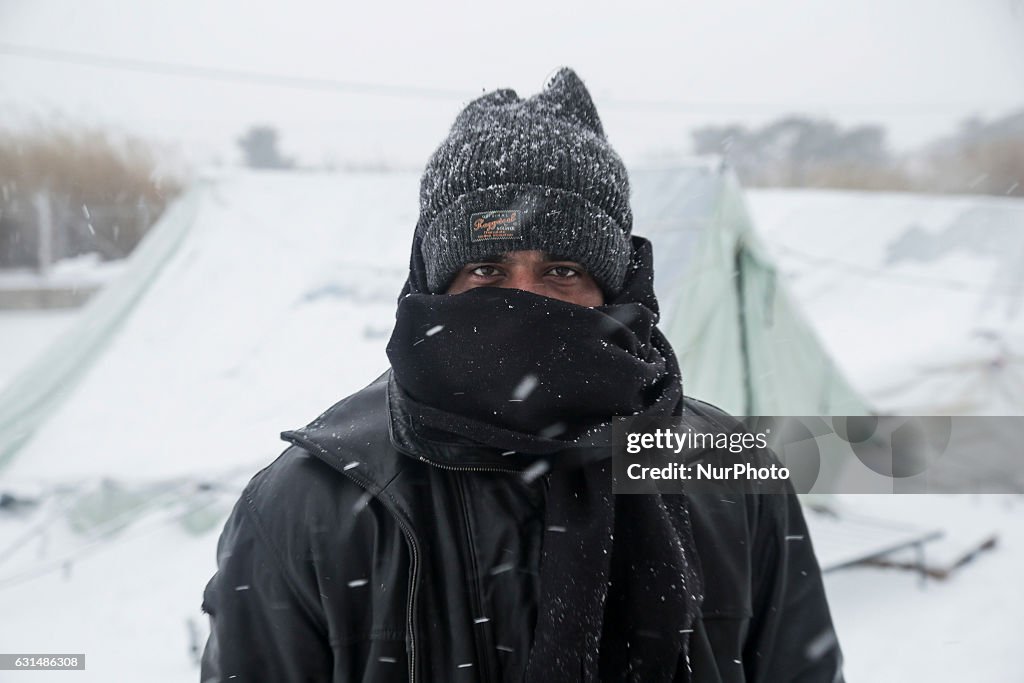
[470,210,521,243]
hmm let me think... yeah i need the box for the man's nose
[501,271,544,296]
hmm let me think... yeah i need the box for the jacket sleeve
[200,487,332,682]
[744,487,844,683]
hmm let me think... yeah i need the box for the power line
[2,41,1019,114]
[0,42,470,101]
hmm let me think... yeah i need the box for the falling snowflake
[490,562,515,575]
[521,460,550,483]
[538,422,566,438]
[512,374,539,401]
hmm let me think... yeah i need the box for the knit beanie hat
[415,68,633,295]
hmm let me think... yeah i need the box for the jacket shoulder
[234,445,377,584]
[244,444,361,511]
[284,372,391,448]
[279,372,409,492]
[239,373,396,567]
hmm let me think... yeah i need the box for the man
[201,68,843,682]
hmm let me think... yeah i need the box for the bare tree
[237,126,295,170]
[692,117,905,190]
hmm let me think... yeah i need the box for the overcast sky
[1,0,1022,170]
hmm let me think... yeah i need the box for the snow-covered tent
[0,171,413,484]
[747,189,1024,416]
[635,164,866,417]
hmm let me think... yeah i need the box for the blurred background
[1,1,1023,681]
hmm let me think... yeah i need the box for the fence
[0,190,164,308]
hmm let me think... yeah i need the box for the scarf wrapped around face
[388,236,704,682]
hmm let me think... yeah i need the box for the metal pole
[33,189,53,276]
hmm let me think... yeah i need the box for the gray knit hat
[416,68,633,295]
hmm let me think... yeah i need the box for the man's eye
[548,266,580,278]
[471,265,501,277]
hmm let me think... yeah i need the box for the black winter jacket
[201,373,843,682]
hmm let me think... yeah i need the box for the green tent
[634,162,867,417]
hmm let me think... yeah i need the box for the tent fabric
[639,164,868,417]
[0,185,203,470]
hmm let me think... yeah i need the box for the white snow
[747,188,1024,415]
[0,477,243,683]
[0,309,79,391]
[0,253,126,291]
[819,494,1024,682]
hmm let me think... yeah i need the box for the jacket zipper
[296,429,539,682]
[412,458,521,474]
[285,436,423,683]
[455,473,500,683]
[387,442,545,682]
[387,445,525,682]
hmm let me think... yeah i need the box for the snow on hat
[415,68,633,295]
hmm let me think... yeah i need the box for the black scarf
[389,236,704,682]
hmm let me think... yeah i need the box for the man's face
[445,250,605,307]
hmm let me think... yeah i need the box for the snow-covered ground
[823,494,1024,682]
[0,485,232,683]
[0,253,126,292]
[0,173,1022,681]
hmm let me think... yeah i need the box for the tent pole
[734,245,754,416]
